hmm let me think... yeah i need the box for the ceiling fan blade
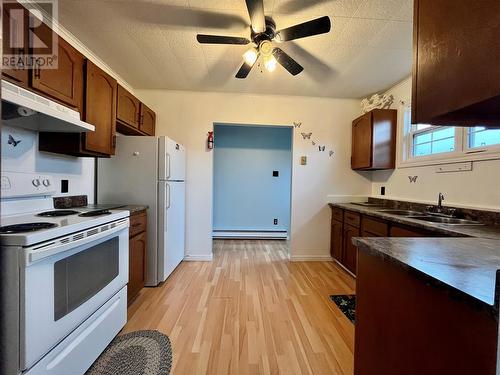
[272,48,304,76]
[245,0,266,33]
[197,34,251,45]
[276,16,331,42]
[235,55,259,79]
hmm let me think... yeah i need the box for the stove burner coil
[0,222,58,234]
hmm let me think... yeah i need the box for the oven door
[21,219,129,370]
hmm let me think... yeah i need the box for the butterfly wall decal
[329,151,334,157]
[301,132,312,140]
[318,146,325,152]
[408,176,418,183]
[7,135,21,147]
[293,122,302,128]
[312,141,316,146]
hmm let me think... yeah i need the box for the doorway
[212,124,293,239]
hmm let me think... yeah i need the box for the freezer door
[165,137,186,181]
[157,181,185,282]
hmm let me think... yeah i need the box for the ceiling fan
[196,0,331,79]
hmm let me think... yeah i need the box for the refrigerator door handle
[166,153,171,180]
[166,183,171,209]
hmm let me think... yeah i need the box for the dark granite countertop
[84,204,148,215]
[329,202,500,239]
[120,205,148,214]
[329,201,500,314]
[353,237,500,314]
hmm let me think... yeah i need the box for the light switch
[300,156,307,165]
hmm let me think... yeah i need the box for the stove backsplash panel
[1,126,95,202]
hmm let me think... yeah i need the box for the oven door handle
[25,219,130,264]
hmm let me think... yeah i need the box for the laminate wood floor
[124,240,356,374]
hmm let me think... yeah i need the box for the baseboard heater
[213,230,288,239]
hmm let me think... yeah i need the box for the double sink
[351,204,484,226]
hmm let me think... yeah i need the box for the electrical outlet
[381,186,386,196]
[273,219,278,225]
[300,156,307,165]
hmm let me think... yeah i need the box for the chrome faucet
[437,192,445,211]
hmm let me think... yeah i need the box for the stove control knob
[42,179,51,187]
[32,179,41,187]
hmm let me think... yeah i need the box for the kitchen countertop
[85,204,148,215]
[120,205,148,215]
[330,202,500,314]
[329,202,500,239]
[353,237,500,314]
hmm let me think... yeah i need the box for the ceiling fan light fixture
[243,48,258,65]
[259,40,273,56]
[264,55,277,72]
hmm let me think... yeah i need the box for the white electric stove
[0,172,130,375]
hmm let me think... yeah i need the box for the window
[467,127,500,149]
[401,105,500,166]
[412,126,455,157]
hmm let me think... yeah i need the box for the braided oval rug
[86,330,172,375]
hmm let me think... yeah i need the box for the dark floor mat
[330,295,355,323]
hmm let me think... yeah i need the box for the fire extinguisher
[207,131,214,150]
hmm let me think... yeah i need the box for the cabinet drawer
[344,211,360,228]
[129,211,147,237]
[389,224,446,238]
[361,217,388,237]
[331,207,344,222]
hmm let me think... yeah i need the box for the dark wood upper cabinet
[84,60,117,155]
[412,0,500,127]
[116,85,156,136]
[30,22,84,114]
[139,103,156,136]
[117,85,140,130]
[39,60,117,157]
[2,2,29,86]
[351,109,397,171]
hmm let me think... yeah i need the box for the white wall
[136,89,370,260]
[1,126,95,200]
[371,77,500,211]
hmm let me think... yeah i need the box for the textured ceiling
[58,0,413,98]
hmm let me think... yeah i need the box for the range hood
[1,80,95,133]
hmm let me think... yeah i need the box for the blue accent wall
[213,124,292,232]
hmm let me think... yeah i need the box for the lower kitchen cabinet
[330,206,446,276]
[128,210,147,304]
[330,219,343,262]
[343,224,360,274]
[355,247,497,375]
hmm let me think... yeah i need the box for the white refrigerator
[98,136,186,286]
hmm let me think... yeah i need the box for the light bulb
[243,49,258,65]
[264,55,277,72]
